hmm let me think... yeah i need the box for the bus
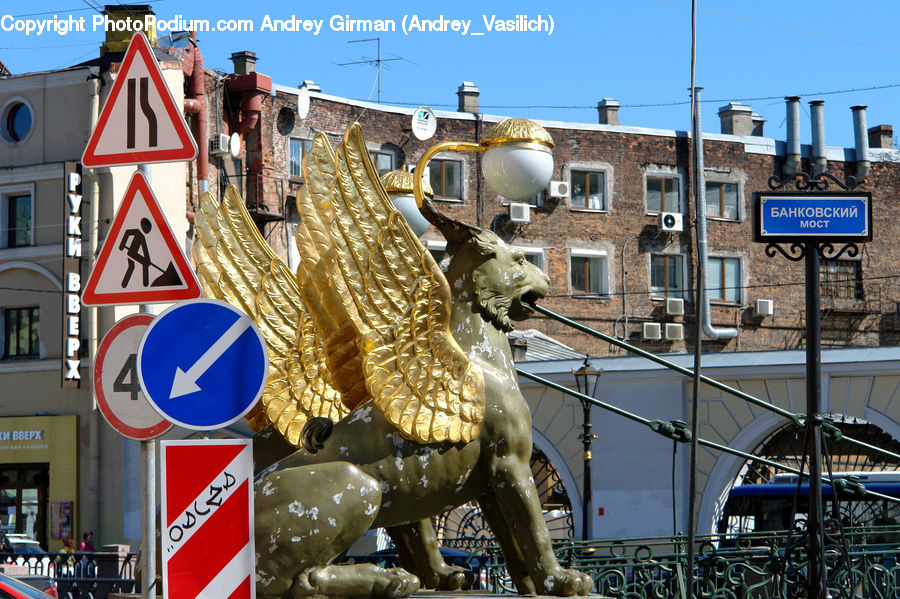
[719,471,900,539]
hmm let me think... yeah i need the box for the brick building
[203,53,900,358]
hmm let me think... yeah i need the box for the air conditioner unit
[658,212,683,233]
[666,297,684,316]
[209,133,230,155]
[665,323,684,341]
[508,202,531,224]
[642,322,661,340]
[547,180,570,199]
[755,299,775,317]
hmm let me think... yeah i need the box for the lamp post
[573,356,602,542]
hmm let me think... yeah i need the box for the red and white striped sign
[161,439,255,599]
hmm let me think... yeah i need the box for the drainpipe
[784,96,801,176]
[851,105,870,182]
[810,100,827,176]
[182,32,208,195]
[693,87,738,340]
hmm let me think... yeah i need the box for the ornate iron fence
[483,526,900,598]
[0,551,137,599]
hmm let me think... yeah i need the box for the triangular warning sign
[82,32,198,167]
[82,171,201,306]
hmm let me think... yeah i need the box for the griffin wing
[193,186,348,447]
[297,124,485,444]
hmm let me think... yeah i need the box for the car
[0,572,57,598]
[5,535,45,556]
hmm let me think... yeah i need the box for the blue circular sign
[137,299,268,430]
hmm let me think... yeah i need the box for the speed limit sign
[94,314,173,440]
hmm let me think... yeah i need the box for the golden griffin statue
[194,121,592,598]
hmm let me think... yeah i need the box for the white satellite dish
[297,87,311,120]
[229,133,241,158]
[411,106,437,141]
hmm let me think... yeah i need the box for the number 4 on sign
[94,314,173,441]
[114,354,141,402]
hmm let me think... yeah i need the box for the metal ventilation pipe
[810,100,827,175]
[693,87,738,340]
[851,105,870,182]
[784,96,801,175]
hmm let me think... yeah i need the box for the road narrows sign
[161,439,255,599]
[82,32,198,167]
[82,171,201,306]
[94,314,173,440]
[137,299,268,431]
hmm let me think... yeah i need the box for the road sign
[755,192,872,242]
[82,32,198,167]
[137,299,268,431]
[82,171,201,306]
[161,439,255,599]
[94,314,173,440]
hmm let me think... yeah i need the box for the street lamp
[411,118,555,211]
[381,167,434,236]
[573,356,602,542]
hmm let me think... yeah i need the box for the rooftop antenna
[336,37,405,103]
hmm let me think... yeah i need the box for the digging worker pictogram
[118,217,182,288]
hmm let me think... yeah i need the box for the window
[647,176,681,213]
[3,307,39,358]
[570,251,607,295]
[570,170,606,210]
[1,192,32,249]
[706,181,739,219]
[369,151,393,176]
[289,138,311,179]
[708,257,740,302]
[428,159,463,200]
[1,99,33,145]
[650,254,684,297]
[821,260,863,299]
[502,191,544,206]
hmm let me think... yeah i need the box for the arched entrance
[432,444,574,551]
[715,418,900,533]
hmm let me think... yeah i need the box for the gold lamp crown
[480,118,554,149]
[381,168,434,199]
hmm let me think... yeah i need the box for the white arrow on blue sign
[137,299,268,431]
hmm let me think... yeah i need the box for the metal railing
[483,526,900,598]
[0,551,137,599]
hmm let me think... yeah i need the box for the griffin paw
[538,567,594,596]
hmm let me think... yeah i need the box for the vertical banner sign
[62,162,83,388]
[161,439,255,599]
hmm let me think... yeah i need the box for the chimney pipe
[784,96,801,176]
[230,51,257,75]
[851,105,870,182]
[867,124,893,149]
[457,81,480,113]
[717,102,753,136]
[810,100,827,176]
[597,98,619,125]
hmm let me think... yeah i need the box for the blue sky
[3,0,899,148]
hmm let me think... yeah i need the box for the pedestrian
[77,530,95,552]
[61,536,75,553]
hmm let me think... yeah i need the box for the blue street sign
[755,193,872,242]
[137,299,268,430]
